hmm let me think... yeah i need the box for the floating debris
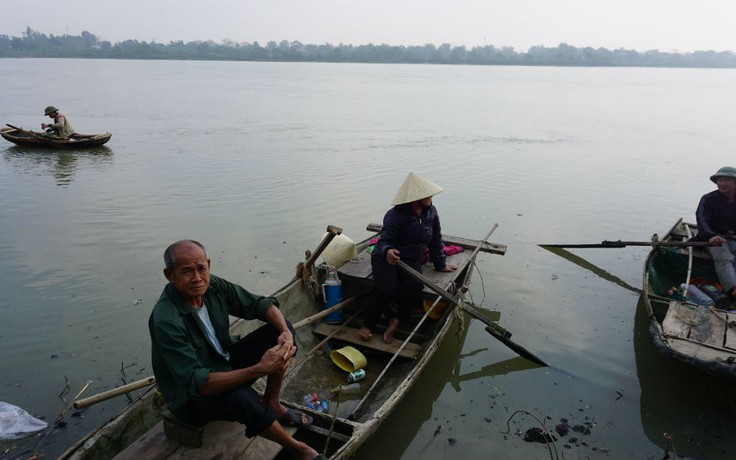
[524,427,556,443]
[555,419,569,437]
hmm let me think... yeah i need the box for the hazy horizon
[3,0,736,54]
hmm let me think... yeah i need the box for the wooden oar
[396,259,548,366]
[539,240,713,249]
[6,123,45,137]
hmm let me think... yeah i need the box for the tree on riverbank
[1,27,735,68]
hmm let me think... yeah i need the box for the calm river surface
[1,59,735,459]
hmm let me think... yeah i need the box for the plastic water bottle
[322,266,344,324]
[680,283,714,307]
[318,400,329,412]
[302,392,318,405]
[331,383,361,396]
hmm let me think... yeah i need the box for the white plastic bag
[0,401,48,440]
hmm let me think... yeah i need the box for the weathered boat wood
[58,224,506,460]
[642,219,736,379]
[1,126,111,148]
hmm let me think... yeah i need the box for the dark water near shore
[1,59,735,459]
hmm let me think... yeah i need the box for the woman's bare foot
[359,327,373,341]
[383,318,400,344]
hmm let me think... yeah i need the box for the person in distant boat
[695,166,736,301]
[41,105,75,139]
[359,173,457,344]
[149,240,323,460]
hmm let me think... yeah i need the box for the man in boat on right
[695,166,736,302]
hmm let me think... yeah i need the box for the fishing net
[647,247,717,298]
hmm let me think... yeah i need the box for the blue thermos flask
[322,267,345,324]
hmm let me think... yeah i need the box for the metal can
[347,368,366,383]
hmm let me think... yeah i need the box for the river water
[1,58,735,459]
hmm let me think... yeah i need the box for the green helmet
[710,166,736,183]
[44,106,59,115]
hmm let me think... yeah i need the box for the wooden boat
[58,223,507,460]
[641,218,736,379]
[1,125,111,148]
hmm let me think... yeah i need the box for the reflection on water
[634,295,736,459]
[2,146,113,186]
[2,60,736,459]
[351,319,542,460]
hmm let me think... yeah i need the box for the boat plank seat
[313,322,422,358]
[724,313,736,350]
[115,411,296,459]
[662,301,729,348]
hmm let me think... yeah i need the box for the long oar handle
[396,261,548,367]
[540,240,713,249]
[73,377,156,409]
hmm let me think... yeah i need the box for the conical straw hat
[390,172,444,205]
[321,233,357,269]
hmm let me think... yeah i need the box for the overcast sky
[3,0,735,53]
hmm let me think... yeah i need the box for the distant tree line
[1,27,735,68]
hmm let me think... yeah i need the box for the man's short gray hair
[164,240,206,270]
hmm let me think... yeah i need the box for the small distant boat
[1,125,111,149]
[642,218,736,379]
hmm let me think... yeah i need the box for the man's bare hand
[710,235,726,246]
[260,343,294,374]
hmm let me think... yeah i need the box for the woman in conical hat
[360,173,457,344]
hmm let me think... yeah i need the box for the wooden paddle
[6,123,47,139]
[539,240,713,249]
[395,259,548,366]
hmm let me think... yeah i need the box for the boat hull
[641,219,736,380]
[1,127,111,149]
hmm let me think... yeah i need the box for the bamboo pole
[73,377,156,409]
